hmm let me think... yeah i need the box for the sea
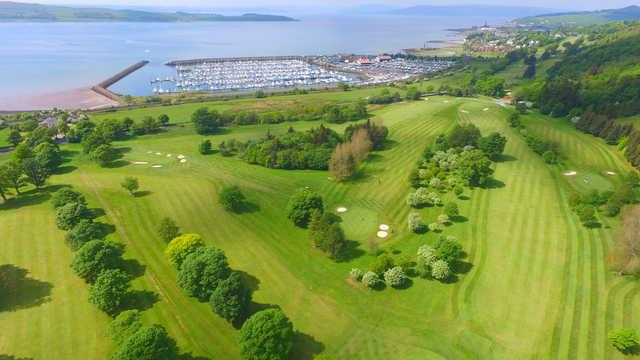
[0,15,506,97]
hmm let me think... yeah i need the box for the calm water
[0,15,505,97]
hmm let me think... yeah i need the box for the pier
[166,56,307,66]
[91,60,149,102]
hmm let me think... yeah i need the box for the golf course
[1,85,638,359]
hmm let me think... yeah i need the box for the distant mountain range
[388,5,556,18]
[515,5,640,27]
[0,1,297,22]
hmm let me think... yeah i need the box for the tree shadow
[381,139,399,151]
[457,195,471,201]
[104,160,129,169]
[440,273,460,284]
[497,154,518,163]
[95,222,116,238]
[52,165,77,175]
[451,215,468,223]
[336,241,365,263]
[116,147,132,155]
[0,265,53,312]
[134,191,152,198]
[0,355,34,360]
[366,153,384,163]
[124,290,159,311]
[235,201,260,214]
[482,178,505,189]
[289,331,325,360]
[0,185,65,211]
[237,270,260,293]
[247,302,280,319]
[179,354,211,360]
[120,259,146,279]
[90,208,106,218]
[451,261,473,274]
[584,222,602,229]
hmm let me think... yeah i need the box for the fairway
[2,95,640,359]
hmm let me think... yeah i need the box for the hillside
[391,4,553,17]
[515,5,640,28]
[0,1,296,22]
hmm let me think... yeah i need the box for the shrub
[56,201,92,230]
[71,241,123,283]
[407,212,426,233]
[218,186,246,213]
[239,309,294,360]
[433,236,462,263]
[453,185,464,197]
[192,107,220,135]
[349,268,364,281]
[89,269,130,316]
[121,177,139,196]
[157,217,180,243]
[608,328,639,353]
[478,132,507,161]
[361,271,380,289]
[308,212,346,259]
[444,202,459,218]
[383,266,406,288]
[286,188,323,227]
[209,272,251,326]
[52,188,86,209]
[199,139,212,155]
[177,246,231,301]
[437,214,450,224]
[542,150,558,164]
[576,204,597,225]
[371,254,395,275]
[165,233,205,268]
[428,222,444,232]
[431,260,451,280]
[66,219,103,251]
[110,324,179,360]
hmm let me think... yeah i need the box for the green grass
[1,95,639,359]
[0,127,11,147]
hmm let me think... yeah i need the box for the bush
[177,246,231,301]
[608,328,639,353]
[349,268,364,281]
[308,211,346,259]
[383,266,406,288]
[165,233,205,268]
[453,185,464,198]
[199,139,212,155]
[239,309,294,360]
[428,222,444,232]
[89,269,130,316]
[56,201,92,231]
[437,214,450,224]
[66,219,103,251]
[121,177,139,196]
[478,132,507,161]
[52,188,87,209]
[576,204,597,225]
[407,212,426,233]
[433,236,462,263]
[71,241,124,283]
[157,217,180,243]
[286,188,324,227]
[361,271,380,289]
[192,108,220,135]
[218,186,246,213]
[542,150,558,164]
[444,202,459,218]
[371,254,394,275]
[110,324,179,360]
[209,272,251,326]
[431,260,451,280]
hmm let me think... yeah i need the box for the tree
[608,328,639,353]
[165,233,205,268]
[576,204,597,225]
[21,158,49,188]
[108,310,143,345]
[0,161,25,195]
[71,241,124,283]
[34,142,61,173]
[406,87,421,100]
[383,266,406,288]
[210,272,251,326]
[13,143,34,163]
[329,143,357,181]
[66,219,103,250]
[158,114,170,127]
[7,129,22,147]
[361,271,379,288]
[218,186,246,213]
[191,108,220,135]
[444,202,459,218]
[157,217,180,243]
[52,187,86,208]
[91,144,119,167]
[478,132,507,161]
[508,113,522,128]
[121,177,139,196]
[308,212,346,259]
[349,268,364,281]
[239,309,294,360]
[177,246,231,301]
[55,201,91,230]
[110,324,179,360]
[286,188,323,227]
[199,139,212,155]
[431,260,451,280]
[447,124,481,148]
[433,236,462,263]
[457,149,494,187]
[89,269,130,316]
[371,254,394,275]
[407,212,426,233]
[611,206,640,274]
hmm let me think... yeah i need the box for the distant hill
[0,1,297,22]
[390,5,555,18]
[514,5,640,28]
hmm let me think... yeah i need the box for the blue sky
[19,0,640,11]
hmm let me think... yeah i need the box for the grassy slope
[1,95,639,359]
[0,127,10,147]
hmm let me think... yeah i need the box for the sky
[16,0,640,11]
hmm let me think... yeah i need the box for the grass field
[1,94,639,359]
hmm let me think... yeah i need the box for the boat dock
[166,56,307,66]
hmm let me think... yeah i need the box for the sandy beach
[0,87,119,112]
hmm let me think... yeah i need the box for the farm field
[1,94,639,359]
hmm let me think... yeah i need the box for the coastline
[0,87,119,112]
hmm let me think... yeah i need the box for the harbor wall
[91,60,149,102]
[167,56,307,66]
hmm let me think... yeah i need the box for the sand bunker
[155,152,162,156]
[377,231,389,239]
[166,154,173,158]
[606,171,617,176]
[461,110,469,114]
[147,151,152,154]
[336,207,348,213]
[564,171,577,176]
[483,108,490,111]
[379,224,390,231]
[443,100,449,104]
[177,155,186,160]
[133,161,149,165]
[151,165,163,168]
[180,159,188,164]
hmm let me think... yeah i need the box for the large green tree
[209,271,251,326]
[286,187,324,227]
[89,269,130,316]
[191,108,220,135]
[21,158,49,188]
[71,241,124,283]
[66,219,103,250]
[239,309,294,360]
[177,246,231,301]
[110,324,179,360]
